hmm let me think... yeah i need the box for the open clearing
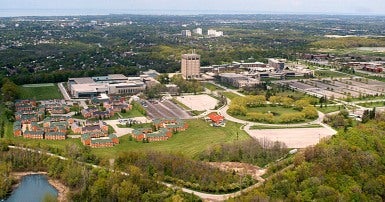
[246,127,336,148]
[176,94,218,111]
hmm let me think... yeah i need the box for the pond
[4,174,58,202]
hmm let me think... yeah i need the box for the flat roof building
[268,58,286,71]
[70,83,109,99]
[219,73,260,88]
[68,74,146,98]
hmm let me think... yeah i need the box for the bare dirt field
[176,94,218,111]
[207,162,266,180]
[247,127,336,148]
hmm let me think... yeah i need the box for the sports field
[19,83,63,100]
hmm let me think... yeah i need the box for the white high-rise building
[193,28,203,35]
[207,29,223,37]
[207,29,217,36]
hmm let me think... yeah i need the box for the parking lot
[144,99,192,119]
[278,77,385,99]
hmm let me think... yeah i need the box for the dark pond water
[4,174,58,202]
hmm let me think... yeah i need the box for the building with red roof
[206,112,225,127]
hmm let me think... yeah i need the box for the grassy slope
[92,119,250,159]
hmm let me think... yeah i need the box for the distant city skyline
[1,0,385,17]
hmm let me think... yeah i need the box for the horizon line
[0,8,384,17]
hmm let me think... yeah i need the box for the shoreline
[11,171,69,202]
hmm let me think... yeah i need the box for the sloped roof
[207,112,225,124]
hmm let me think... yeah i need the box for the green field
[357,101,385,108]
[118,109,145,118]
[5,119,250,160]
[316,105,343,113]
[221,92,241,100]
[19,84,63,100]
[204,82,225,91]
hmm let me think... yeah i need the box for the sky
[1,0,385,16]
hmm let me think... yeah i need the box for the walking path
[58,82,71,101]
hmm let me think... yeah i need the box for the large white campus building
[68,74,147,98]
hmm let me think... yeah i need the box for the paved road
[103,117,151,137]
[58,82,71,100]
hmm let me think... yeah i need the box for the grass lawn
[91,119,250,159]
[118,109,145,118]
[316,105,343,113]
[221,92,240,100]
[204,82,225,91]
[357,101,385,108]
[250,124,322,130]
[19,84,63,100]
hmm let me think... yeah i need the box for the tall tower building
[181,53,200,79]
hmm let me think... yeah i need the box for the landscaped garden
[228,95,319,124]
